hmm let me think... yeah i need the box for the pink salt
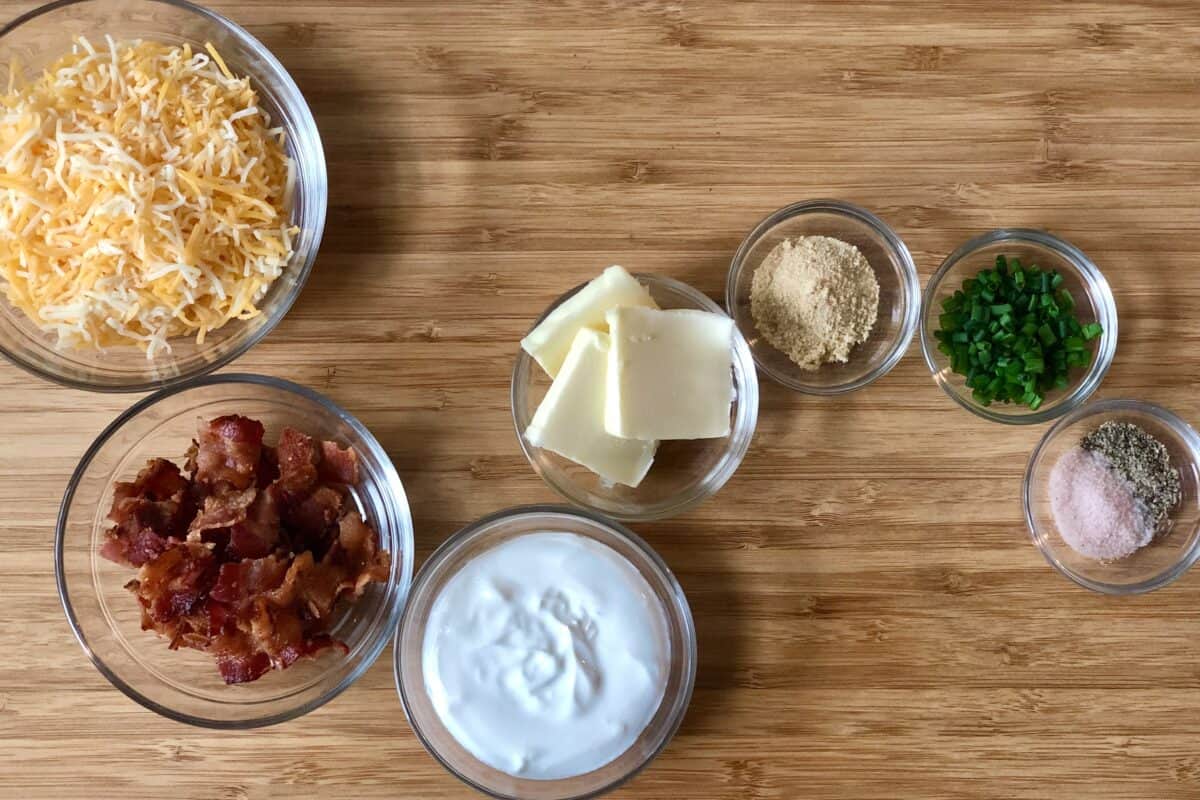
[1048,446,1152,561]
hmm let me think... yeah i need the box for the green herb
[933,255,1104,409]
[1081,421,1181,530]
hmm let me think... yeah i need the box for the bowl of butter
[512,266,759,521]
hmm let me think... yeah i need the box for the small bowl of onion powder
[725,199,920,394]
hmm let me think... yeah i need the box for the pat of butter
[605,306,734,440]
[521,265,657,378]
[525,328,657,487]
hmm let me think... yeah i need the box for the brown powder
[750,235,880,370]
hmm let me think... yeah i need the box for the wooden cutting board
[4,1,1200,797]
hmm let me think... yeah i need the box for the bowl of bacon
[55,374,413,728]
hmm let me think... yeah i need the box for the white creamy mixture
[422,532,670,780]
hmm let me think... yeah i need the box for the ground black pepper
[1081,421,1181,531]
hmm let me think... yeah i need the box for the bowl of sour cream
[394,505,696,799]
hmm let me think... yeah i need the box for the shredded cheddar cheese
[0,36,296,357]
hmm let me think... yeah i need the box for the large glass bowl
[395,505,696,800]
[725,199,920,394]
[56,374,413,727]
[0,0,327,391]
[512,273,758,522]
[921,229,1117,424]
[1024,399,1200,594]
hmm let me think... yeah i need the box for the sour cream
[421,532,670,780]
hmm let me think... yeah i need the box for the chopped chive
[932,255,1104,410]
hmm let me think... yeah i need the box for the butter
[525,328,657,487]
[520,265,657,378]
[605,307,734,440]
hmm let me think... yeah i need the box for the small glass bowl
[921,229,1117,424]
[725,199,920,394]
[56,374,414,727]
[511,273,758,522]
[0,0,327,392]
[394,505,696,800]
[1024,399,1200,594]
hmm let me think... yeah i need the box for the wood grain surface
[4,1,1200,797]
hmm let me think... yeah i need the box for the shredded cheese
[0,37,296,357]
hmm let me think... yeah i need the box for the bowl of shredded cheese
[0,0,326,391]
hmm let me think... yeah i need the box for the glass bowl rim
[1022,397,1200,595]
[0,0,328,394]
[54,372,414,728]
[510,272,759,522]
[920,228,1118,425]
[724,198,921,395]
[392,503,698,800]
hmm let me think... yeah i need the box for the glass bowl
[55,373,413,727]
[512,273,758,522]
[921,229,1117,424]
[0,0,327,392]
[1024,399,1200,594]
[725,199,920,394]
[394,505,696,800]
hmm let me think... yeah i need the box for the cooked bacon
[101,508,173,567]
[319,440,360,484]
[265,515,391,620]
[268,551,341,619]
[209,555,290,610]
[212,635,273,684]
[256,445,280,489]
[227,486,282,560]
[105,415,391,685]
[193,415,264,490]
[187,487,256,538]
[130,542,217,625]
[276,426,319,496]
[103,459,193,566]
[335,511,392,596]
[302,635,348,661]
[249,599,305,663]
[113,458,188,507]
[282,485,344,555]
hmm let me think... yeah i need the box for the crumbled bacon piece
[210,555,290,610]
[193,415,264,490]
[271,551,341,619]
[113,458,188,507]
[129,542,217,626]
[276,426,320,496]
[319,440,360,484]
[227,486,282,560]
[187,487,256,538]
[103,458,193,566]
[336,511,392,595]
[213,637,273,684]
[255,446,280,489]
[283,485,344,556]
[101,415,391,685]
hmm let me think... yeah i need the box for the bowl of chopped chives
[920,229,1117,425]
[1024,399,1200,594]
